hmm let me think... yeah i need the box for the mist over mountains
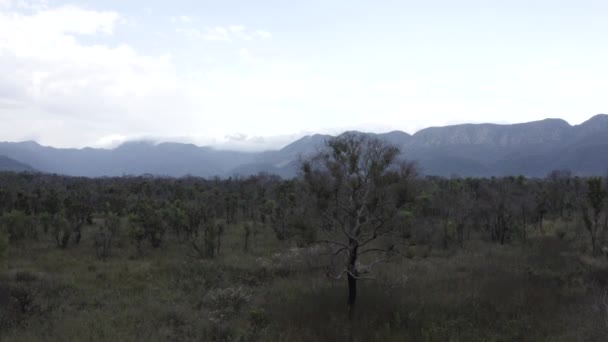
[1,114,607,178]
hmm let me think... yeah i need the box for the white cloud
[176,25,271,42]
[255,30,272,39]
[95,134,128,148]
[239,48,252,63]
[0,4,206,147]
[170,15,192,24]
[2,3,605,152]
[212,132,308,151]
[1,0,49,11]
[228,25,245,33]
[202,26,231,41]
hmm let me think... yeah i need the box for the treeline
[0,172,316,262]
[0,168,606,263]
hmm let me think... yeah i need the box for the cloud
[4,2,604,152]
[255,30,272,39]
[0,4,204,147]
[170,15,192,24]
[1,0,49,11]
[225,132,248,141]
[176,25,271,42]
[95,134,128,148]
[0,4,119,36]
[239,48,252,63]
[212,132,308,152]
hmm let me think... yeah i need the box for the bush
[129,208,165,251]
[1,210,38,243]
[203,286,250,322]
[51,216,72,249]
[0,227,7,270]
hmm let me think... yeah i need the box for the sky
[0,0,607,151]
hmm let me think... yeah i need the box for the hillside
[1,114,607,178]
[0,155,35,172]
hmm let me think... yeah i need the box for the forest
[1,133,608,341]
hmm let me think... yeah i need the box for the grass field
[2,217,608,341]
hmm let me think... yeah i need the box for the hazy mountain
[403,115,608,177]
[1,114,607,178]
[0,141,257,177]
[228,134,332,178]
[234,114,608,178]
[0,155,36,172]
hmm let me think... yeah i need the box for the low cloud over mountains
[1,115,607,178]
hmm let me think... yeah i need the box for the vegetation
[1,135,608,341]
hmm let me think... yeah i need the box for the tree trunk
[217,225,223,256]
[347,239,358,321]
[347,272,357,321]
[498,214,506,245]
[243,226,250,253]
[457,223,464,248]
[521,207,527,241]
[443,221,449,249]
[74,225,82,244]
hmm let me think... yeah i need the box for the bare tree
[301,133,415,320]
[581,177,607,255]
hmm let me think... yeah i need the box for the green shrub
[1,210,38,243]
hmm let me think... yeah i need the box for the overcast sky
[1,0,607,150]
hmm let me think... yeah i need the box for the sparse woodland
[1,134,608,341]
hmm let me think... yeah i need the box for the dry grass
[1,219,608,341]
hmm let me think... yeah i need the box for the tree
[1,210,38,244]
[581,177,607,255]
[546,170,574,219]
[0,225,7,270]
[432,179,472,249]
[514,176,534,242]
[243,222,251,253]
[534,186,549,235]
[95,213,119,261]
[64,191,93,245]
[301,133,415,320]
[51,214,71,249]
[129,201,165,252]
[183,196,217,259]
[216,222,225,256]
[162,203,188,241]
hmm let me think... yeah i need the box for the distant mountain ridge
[0,155,36,172]
[1,114,607,178]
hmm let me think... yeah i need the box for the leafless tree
[301,133,415,320]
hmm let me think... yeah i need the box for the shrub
[1,210,38,243]
[248,309,271,335]
[129,208,165,251]
[1,271,74,329]
[203,286,250,322]
[0,227,7,270]
[51,216,72,249]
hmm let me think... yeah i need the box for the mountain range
[0,155,36,173]
[1,114,607,178]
